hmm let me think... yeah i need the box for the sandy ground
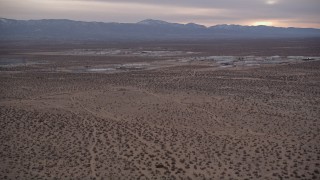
[0,42,320,179]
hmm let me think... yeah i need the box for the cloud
[266,0,278,5]
[0,0,319,28]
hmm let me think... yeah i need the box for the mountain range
[1,18,320,41]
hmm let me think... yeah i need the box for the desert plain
[0,39,320,179]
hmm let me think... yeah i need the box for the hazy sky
[0,0,319,28]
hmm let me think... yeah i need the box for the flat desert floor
[0,40,320,179]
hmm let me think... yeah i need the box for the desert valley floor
[0,40,320,179]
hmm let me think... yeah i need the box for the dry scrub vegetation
[0,44,320,179]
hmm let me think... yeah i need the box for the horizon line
[1,17,319,30]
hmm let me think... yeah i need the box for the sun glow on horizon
[252,21,274,26]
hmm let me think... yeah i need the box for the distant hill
[1,18,320,41]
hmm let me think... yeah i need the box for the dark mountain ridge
[1,18,320,41]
